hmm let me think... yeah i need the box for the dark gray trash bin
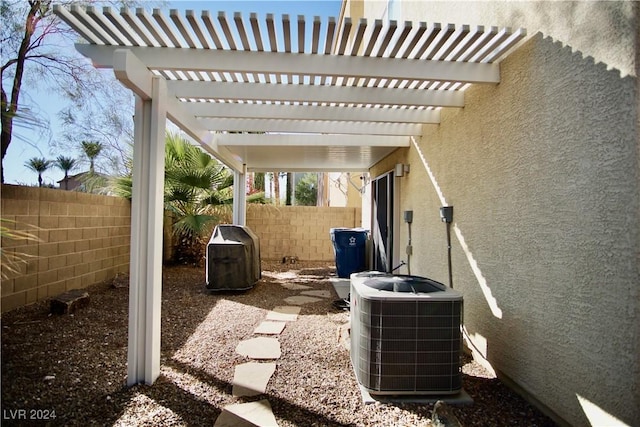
[206,224,261,291]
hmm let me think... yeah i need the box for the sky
[4,0,342,186]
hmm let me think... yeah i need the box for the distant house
[57,172,107,192]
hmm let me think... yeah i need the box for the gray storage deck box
[206,225,261,291]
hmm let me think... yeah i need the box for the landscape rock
[50,289,89,315]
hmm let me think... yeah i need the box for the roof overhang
[53,5,526,172]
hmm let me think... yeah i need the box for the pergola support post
[232,165,247,226]
[127,76,167,386]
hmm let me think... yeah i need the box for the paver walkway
[254,321,287,335]
[235,337,281,359]
[232,363,277,397]
[214,279,327,427]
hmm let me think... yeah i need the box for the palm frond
[172,214,218,237]
[1,219,42,280]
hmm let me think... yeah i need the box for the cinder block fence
[246,204,361,261]
[1,184,361,313]
[1,185,130,313]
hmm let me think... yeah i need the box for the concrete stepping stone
[232,362,276,397]
[284,295,322,305]
[254,321,286,335]
[280,282,312,290]
[300,290,332,299]
[214,399,279,427]
[236,337,281,359]
[266,306,301,321]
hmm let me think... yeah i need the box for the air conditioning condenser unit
[350,274,463,395]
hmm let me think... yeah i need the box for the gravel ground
[1,262,557,426]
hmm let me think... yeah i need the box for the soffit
[53,5,526,172]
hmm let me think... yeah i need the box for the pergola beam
[214,133,409,147]
[197,118,422,136]
[76,44,500,84]
[112,49,243,171]
[184,102,440,124]
[168,80,464,108]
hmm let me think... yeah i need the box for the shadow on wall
[411,137,502,360]
[500,1,637,79]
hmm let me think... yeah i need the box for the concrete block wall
[246,205,361,261]
[1,184,131,313]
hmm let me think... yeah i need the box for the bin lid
[330,227,369,235]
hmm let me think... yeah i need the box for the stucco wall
[368,2,639,426]
[1,185,131,313]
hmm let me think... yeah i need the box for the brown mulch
[1,261,557,426]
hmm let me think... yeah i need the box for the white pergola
[53,5,526,386]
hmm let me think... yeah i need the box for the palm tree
[24,157,51,187]
[272,171,281,206]
[163,132,231,249]
[285,172,293,205]
[80,141,103,174]
[111,132,265,264]
[54,155,76,190]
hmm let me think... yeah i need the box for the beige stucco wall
[367,1,639,426]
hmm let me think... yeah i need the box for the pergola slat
[447,25,484,61]
[250,13,264,51]
[311,16,321,54]
[323,16,336,54]
[412,22,441,59]
[120,8,154,46]
[201,11,223,49]
[170,9,197,48]
[70,5,116,45]
[388,21,412,58]
[425,23,456,60]
[459,26,498,61]
[375,20,397,57]
[297,15,305,54]
[185,10,210,49]
[234,12,251,51]
[433,24,469,61]
[483,28,527,63]
[282,14,292,53]
[86,6,128,46]
[217,133,409,147]
[217,12,237,50]
[471,27,511,62]
[266,13,278,52]
[136,8,170,47]
[153,9,182,48]
[400,21,427,59]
